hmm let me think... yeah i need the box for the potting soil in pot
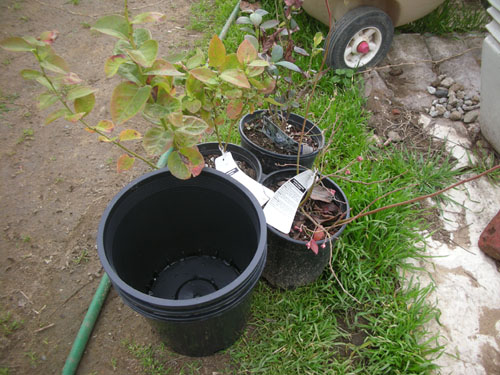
[148,255,240,300]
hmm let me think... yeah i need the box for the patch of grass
[24,351,38,368]
[73,249,90,265]
[1,309,23,336]
[189,0,213,32]
[16,128,34,144]
[0,368,10,375]
[398,0,490,35]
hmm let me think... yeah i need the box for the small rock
[429,110,439,118]
[450,111,462,121]
[438,74,447,81]
[457,90,465,99]
[427,86,437,95]
[440,77,455,88]
[449,83,464,92]
[464,100,473,106]
[472,94,481,102]
[436,104,446,115]
[439,97,447,104]
[444,111,451,119]
[458,107,464,114]
[389,67,403,76]
[418,114,432,128]
[463,109,480,123]
[447,104,453,111]
[369,134,382,146]
[463,104,480,111]
[388,131,402,142]
[468,123,481,139]
[432,99,438,105]
[465,95,472,101]
[431,77,441,86]
[448,92,458,106]
[479,210,500,261]
[435,88,448,98]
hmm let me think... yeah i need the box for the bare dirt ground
[0,1,233,374]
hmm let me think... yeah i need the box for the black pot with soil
[97,168,267,356]
[239,110,325,174]
[261,168,350,289]
[198,142,263,181]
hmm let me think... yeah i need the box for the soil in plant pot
[266,178,347,241]
[242,116,319,156]
[203,153,257,180]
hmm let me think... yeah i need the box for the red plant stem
[334,165,500,227]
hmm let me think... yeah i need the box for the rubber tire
[325,6,394,70]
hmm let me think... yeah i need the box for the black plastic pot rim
[97,167,267,313]
[264,168,350,246]
[239,110,325,158]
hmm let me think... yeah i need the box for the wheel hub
[343,27,382,68]
[356,41,370,54]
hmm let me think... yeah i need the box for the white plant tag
[215,152,274,206]
[263,169,316,234]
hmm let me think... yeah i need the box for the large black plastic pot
[262,168,349,289]
[239,110,325,174]
[198,142,263,181]
[97,168,267,356]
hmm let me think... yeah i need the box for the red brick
[479,210,500,261]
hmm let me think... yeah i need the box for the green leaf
[183,98,202,114]
[21,36,46,47]
[236,16,252,25]
[117,154,135,172]
[119,129,142,141]
[133,28,152,47]
[37,92,58,110]
[221,54,241,71]
[104,54,128,78]
[185,75,204,98]
[40,54,69,74]
[131,12,166,24]
[35,76,55,90]
[45,108,70,125]
[260,20,279,30]
[275,61,302,73]
[208,35,226,68]
[156,93,182,114]
[156,148,172,168]
[244,35,259,51]
[67,86,96,101]
[95,120,115,133]
[143,127,174,156]
[117,63,143,85]
[74,93,95,116]
[178,116,208,137]
[165,52,186,64]
[92,15,128,40]
[0,37,34,52]
[237,39,257,65]
[313,32,323,48]
[144,59,184,76]
[186,49,205,70]
[189,67,217,85]
[271,45,283,62]
[167,147,204,180]
[220,69,250,89]
[113,39,132,55]
[249,13,263,27]
[248,59,269,67]
[225,89,242,100]
[127,39,158,68]
[65,112,85,123]
[226,100,243,120]
[21,69,42,80]
[255,9,269,16]
[111,82,151,124]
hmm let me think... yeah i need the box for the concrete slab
[380,34,437,111]
[425,35,482,96]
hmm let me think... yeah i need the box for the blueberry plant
[0,1,272,179]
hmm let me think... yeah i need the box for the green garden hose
[62,273,111,375]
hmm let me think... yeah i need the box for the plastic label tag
[215,152,274,206]
[263,169,316,234]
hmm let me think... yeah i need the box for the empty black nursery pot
[97,168,267,356]
[239,110,325,174]
[262,168,350,289]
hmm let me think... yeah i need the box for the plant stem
[36,54,157,170]
[334,165,500,227]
